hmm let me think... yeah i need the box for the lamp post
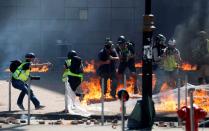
[140,0,155,129]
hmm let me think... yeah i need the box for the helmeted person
[62,50,86,113]
[152,34,167,94]
[116,36,138,93]
[192,31,209,84]
[162,39,182,88]
[12,53,44,110]
[62,50,77,82]
[97,38,119,99]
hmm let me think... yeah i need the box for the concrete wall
[0,0,144,64]
[1,0,204,70]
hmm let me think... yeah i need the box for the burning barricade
[5,62,52,73]
[153,83,209,113]
[81,60,142,104]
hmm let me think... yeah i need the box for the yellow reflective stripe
[62,59,83,82]
[62,69,69,82]
[62,69,83,81]
[18,70,30,82]
[12,62,30,82]
[65,59,71,67]
[12,63,25,79]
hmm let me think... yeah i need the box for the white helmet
[168,39,176,46]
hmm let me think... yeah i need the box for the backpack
[9,60,21,73]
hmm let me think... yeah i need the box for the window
[79,9,88,20]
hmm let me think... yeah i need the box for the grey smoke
[173,0,209,62]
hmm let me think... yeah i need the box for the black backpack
[9,60,22,73]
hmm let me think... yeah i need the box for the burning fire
[81,75,140,104]
[81,77,102,104]
[135,61,142,68]
[180,62,197,71]
[81,60,208,113]
[4,63,51,73]
[155,87,209,112]
[81,60,141,104]
[193,89,209,112]
[83,60,96,73]
[30,63,51,72]
[160,82,170,92]
[117,76,140,94]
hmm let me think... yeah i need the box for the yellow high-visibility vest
[163,55,178,71]
[62,59,71,82]
[12,62,30,82]
[62,59,83,82]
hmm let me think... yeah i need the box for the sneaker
[17,104,25,110]
[35,105,45,110]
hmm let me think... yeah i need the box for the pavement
[1,119,208,131]
[0,124,189,131]
[0,71,209,130]
[0,70,147,117]
[1,120,209,131]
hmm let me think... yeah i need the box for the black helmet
[105,37,111,42]
[25,52,35,59]
[67,50,77,59]
[155,34,166,44]
[117,35,126,44]
[104,40,113,49]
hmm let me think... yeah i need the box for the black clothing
[22,62,31,70]
[70,56,83,74]
[66,56,83,92]
[118,58,136,74]
[97,48,118,77]
[152,44,166,61]
[97,48,118,97]
[116,43,136,74]
[68,76,82,91]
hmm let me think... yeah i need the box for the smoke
[173,0,209,63]
[0,2,65,75]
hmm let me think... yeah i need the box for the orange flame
[180,62,197,71]
[81,77,102,104]
[4,63,51,73]
[135,61,142,68]
[117,76,139,94]
[81,76,140,104]
[81,60,141,103]
[155,86,209,112]
[193,89,209,112]
[83,60,96,73]
[30,63,51,72]
[160,82,170,92]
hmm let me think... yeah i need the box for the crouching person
[62,50,90,117]
[12,53,45,110]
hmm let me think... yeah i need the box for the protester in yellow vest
[162,39,181,88]
[12,53,45,110]
[62,50,77,82]
[62,50,86,114]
